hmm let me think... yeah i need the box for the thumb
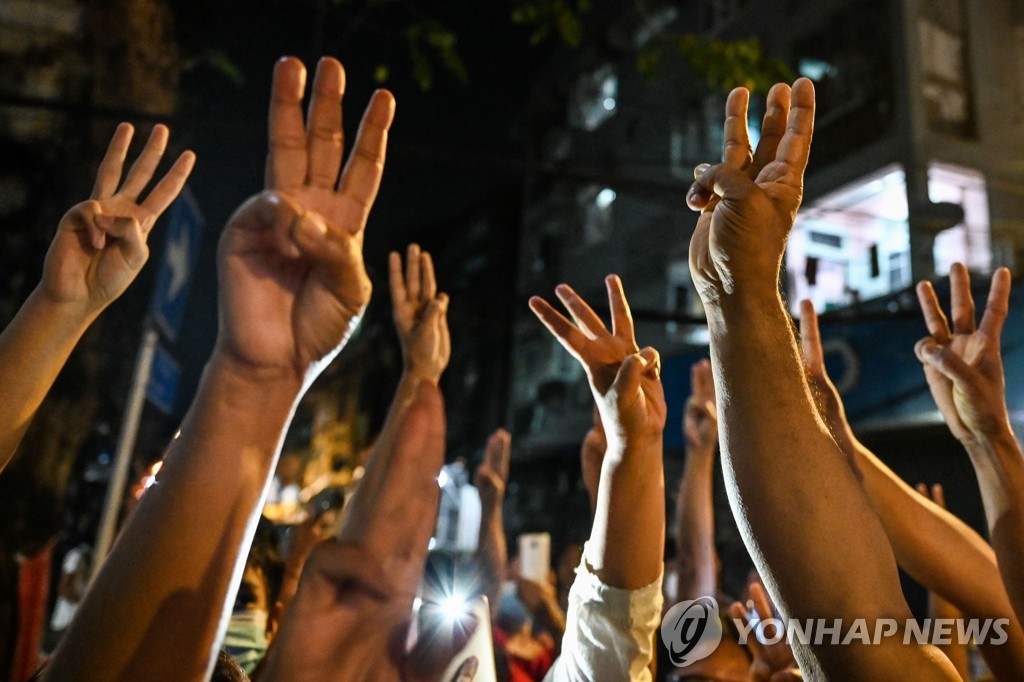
[612,353,647,402]
[638,346,662,381]
[914,338,976,388]
[695,162,756,204]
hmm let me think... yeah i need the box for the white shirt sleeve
[543,548,664,682]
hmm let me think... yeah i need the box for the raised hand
[42,123,195,313]
[474,427,510,507]
[915,263,1014,448]
[799,300,859,454]
[730,582,799,682]
[529,275,666,596]
[529,276,665,447]
[389,244,451,384]
[687,79,815,296]
[217,57,395,382]
[684,359,717,454]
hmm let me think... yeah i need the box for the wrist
[963,424,1021,463]
[703,285,785,328]
[207,348,305,398]
[400,366,441,387]
[684,443,716,463]
[26,286,99,333]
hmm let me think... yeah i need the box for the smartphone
[518,532,551,584]
[434,596,497,682]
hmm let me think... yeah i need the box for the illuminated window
[929,162,990,274]
[786,164,911,312]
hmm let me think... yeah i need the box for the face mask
[223,610,269,674]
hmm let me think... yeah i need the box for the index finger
[915,280,952,340]
[773,78,815,177]
[978,267,1012,339]
[265,57,308,191]
[529,296,587,358]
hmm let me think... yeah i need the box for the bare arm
[530,276,666,591]
[687,79,957,679]
[0,124,193,472]
[474,428,511,618]
[915,263,1024,632]
[43,57,394,681]
[917,484,972,682]
[800,299,1024,678]
[674,358,719,601]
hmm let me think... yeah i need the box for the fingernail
[695,163,710,180]
[95,214,115,228]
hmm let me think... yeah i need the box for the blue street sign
[151,187,204,341]
[146,343,180,414]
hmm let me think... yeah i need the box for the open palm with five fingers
[217,56,395,382]
[529,276,665,449]
[915,263,1014,447]
[42,123,195,312]
[687,79,815,296]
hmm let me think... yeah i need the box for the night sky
[163,0,547,405]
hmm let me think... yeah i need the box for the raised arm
[687,79,957,678]
[674,358,719,601]
[917,484,972,682]
[258,267,458,681]
[530,276,665,681]
[0,124,193,472]
[43,56,394,681]
[474,428,511,618]
[915,263,1024,630]
[800,298,1024,678]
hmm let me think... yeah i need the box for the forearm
[708,291,936,672]
[849,437,1017,619]
[476,502,506,616]
[586,439,664,591]
[0,288,96,470]
[45,352,302,681]
[674,447,717,599]
[845,437,1024,677]
[928,593,971,682]
[965,429,1024,627]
